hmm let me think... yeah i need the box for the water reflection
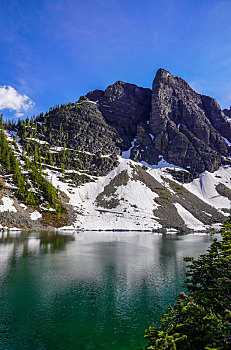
[0,230,74,254]
[0,230,219,350]
[0,230,74,245]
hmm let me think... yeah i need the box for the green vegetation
[11,110,100,184]
[0,126,64,213]
[5,110,95,181]
[0,128,33,203]
[142,220,231,350]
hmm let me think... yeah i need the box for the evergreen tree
[143,220,231,350]
[34,146,38,163]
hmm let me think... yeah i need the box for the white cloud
[0,85,34,117]
[14,112,25,118]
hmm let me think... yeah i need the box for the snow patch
[174,203,206,231]
[185,166,231,210]
[28,138,49,145]
[43,157,230,231]
[30,211,42,220]
[222,136,231,146]
[19,202,27,209]
[0,197,17,212]
[141,156,185,170]
[121,139,136,159]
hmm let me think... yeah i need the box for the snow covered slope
[0,130,230,232]
[44,157,230,232]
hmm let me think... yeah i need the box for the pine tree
[34,146,38,163]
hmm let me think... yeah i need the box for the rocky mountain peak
[148,69,231,174]
[79,69,231,176]
[85,89,104,101]
[153,68,199,97]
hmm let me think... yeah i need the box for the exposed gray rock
[223,107,231,118]
[95,170,129,209]
[86,89,104,101]
[48,101,121,155]
[38,101,122,176]
[149,69,230,174]
[216,183,231,200]
[201,96,231,141]
[87,81,152,150]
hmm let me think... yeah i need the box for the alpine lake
[0,229,220,350]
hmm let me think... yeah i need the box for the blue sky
[0,0,231,119]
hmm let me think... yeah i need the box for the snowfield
[45,158,162,230]
[45,158,231,231]
[174,203,206,231]
[184,167,231,211]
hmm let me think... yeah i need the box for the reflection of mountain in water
[0,230,219,350]
[0,231,74,248]
[0,231,75,277]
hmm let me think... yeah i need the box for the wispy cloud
[14,112,25,118]
[0,85,34,117]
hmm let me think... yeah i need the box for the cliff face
[87,81,152,150]
[84,69,231,175]
[149,69,231,174]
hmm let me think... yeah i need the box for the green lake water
[0,230,219,350]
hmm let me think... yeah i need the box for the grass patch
[41,209,68,228]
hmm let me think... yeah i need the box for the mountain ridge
[0,68,231,231]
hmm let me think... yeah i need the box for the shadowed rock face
[201,96,231,141]
[86,89,104,101]
[87,81,152,150]
[223,108,231,118]
[99,81,152,149]
[47,100,122,156]
[85,70,231,175]
[149,69,231,174]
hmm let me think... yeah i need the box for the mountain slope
[0,68,231,231]
[44,157,230,232]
